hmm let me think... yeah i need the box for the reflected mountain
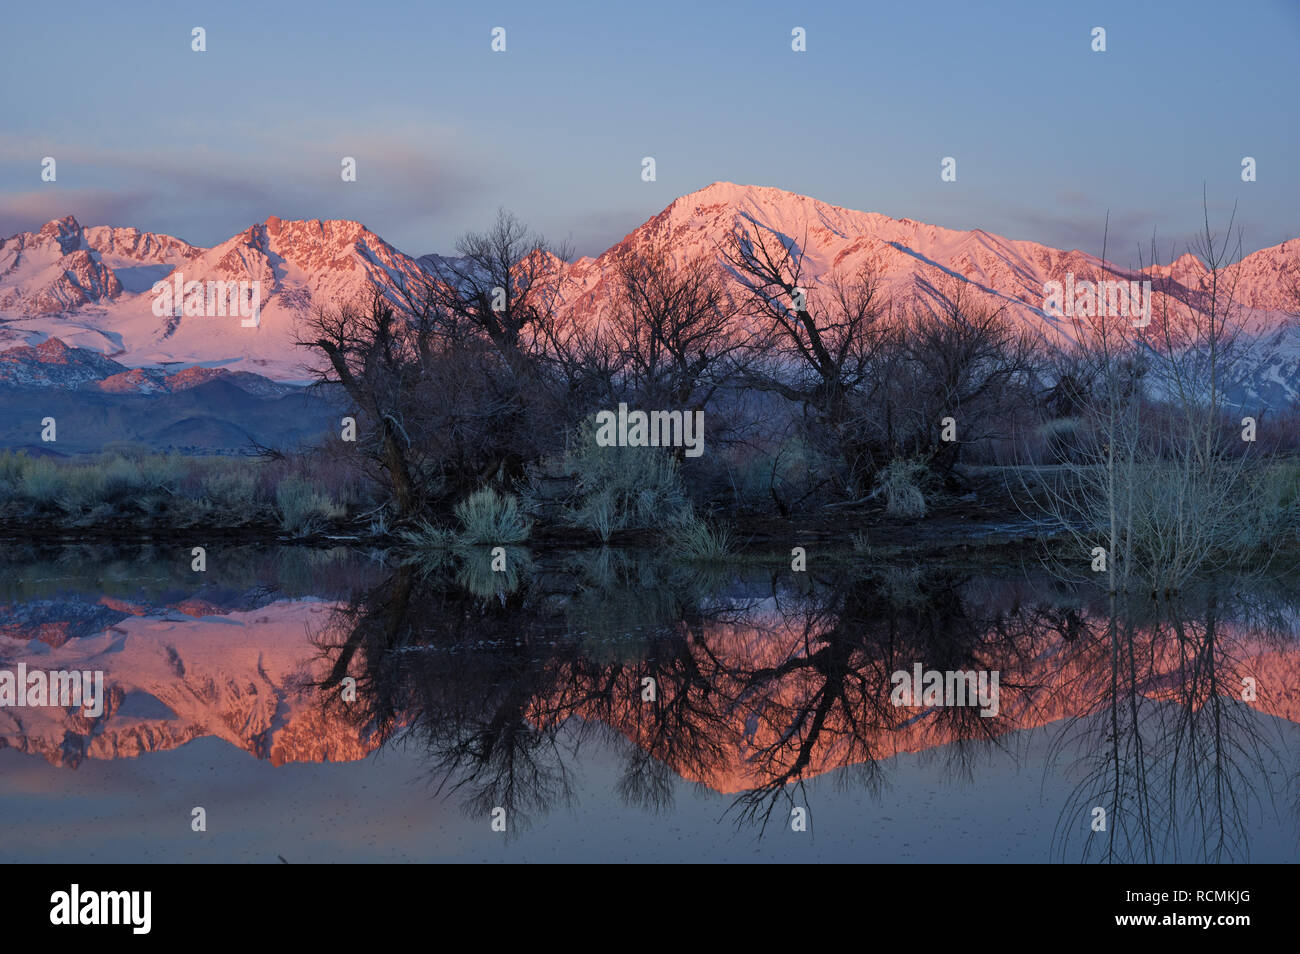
[2,544,1297,860]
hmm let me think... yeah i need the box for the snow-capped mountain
[2,590,1297,788]
[0,215,201,315]
[0,214,427,381]
[0,597,377,768]
[2,183,1297,401]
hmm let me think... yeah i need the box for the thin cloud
[0,127,497,250]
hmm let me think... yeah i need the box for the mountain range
[3,182,1297,404]
[3,590,1297,790]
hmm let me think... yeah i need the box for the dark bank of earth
[0,465,1056,560]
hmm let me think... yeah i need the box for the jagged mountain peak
[37,214,84,249]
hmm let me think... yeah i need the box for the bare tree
[875,275,1038,478]
[721,221,894,496]
[1028,198,1269,593]
[302,214,574,519]
[393,208,569,370]
[298,288,422,516]
[606,238,745,410]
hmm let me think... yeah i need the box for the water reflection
[303,548,1299,859]
[1046,586,1297,863]
[0,544,1295,860]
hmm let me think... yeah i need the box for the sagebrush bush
[133,454,183,493]
[98,456,149,502]
[201,468,260,515]
[1217,459,1300,552]
[0,450,26,496]
[671,516,733,562]
[1037,417,1085,464]
[20,457,63,507]
[397,519,455,551]
[876,458,928,518]
[57,466,107,511]
[0,450,371,530]
[453,487,532,545]
[275,476,345,537]
[732,436,822,511]
[577,488,617,542]
[529,418,692,541]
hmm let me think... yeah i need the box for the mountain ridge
[2,182,1297,401]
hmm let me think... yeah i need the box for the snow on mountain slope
[0,598,377,768]
[3,184,1297,400]
[563,182,1113,342]
[554,183,1300,407]
[0,337,126,388]
[2,592,1297,789]
[0,215,200,315]
[0,215,429,380]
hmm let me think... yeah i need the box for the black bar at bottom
[7,862,1280,942]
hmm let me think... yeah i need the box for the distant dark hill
[156,377,267,417]
[0,382,348,455]
[145,415,255,450]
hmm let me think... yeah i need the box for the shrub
[0,453,364,530]
[20,457,64,507]
[531,418,693,540]
[133,454,183,494]
[397,519,455,551]
[1224,459,1300,551]
[98,456,150,502]
[875,458,928,518]
[671,516,733,562]
[275,476,344,537]
[453,487,531,545]
[733,436,822,512]
[575,488,617,542]
[58,466,108,511]
[201,468,260,516]
[1037,417,1085,464]
[0,450,26,497]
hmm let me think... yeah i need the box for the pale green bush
[453,487,531,545]
[671,516,734,562]
[531,418,692,541]
[276,476,344,537]
[20,457,63,506]
[875,458,928,518]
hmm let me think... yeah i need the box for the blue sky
[2,0,1297,263]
